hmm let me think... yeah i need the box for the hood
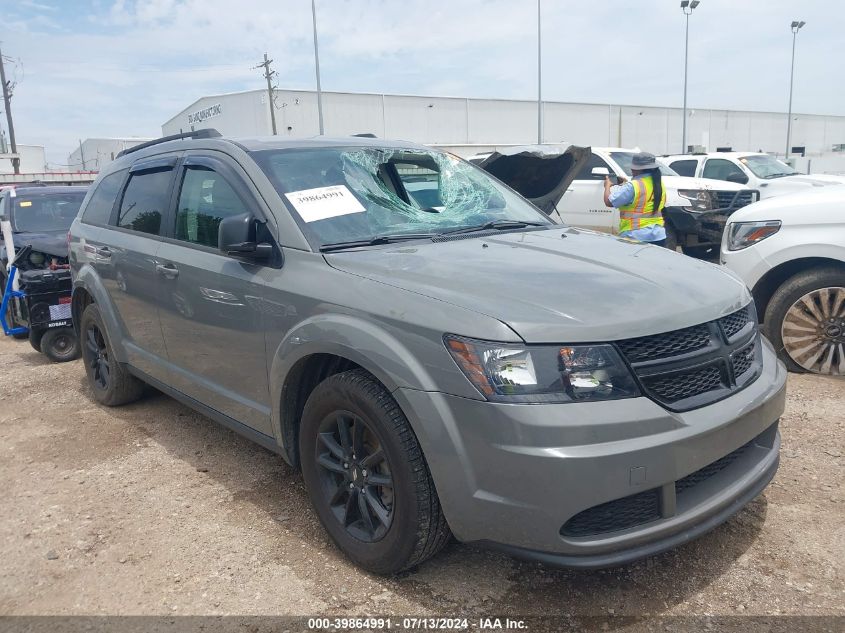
[325,228,749,343]
[757,175,843,195]
[727,186,845,226]
[476,144,591,214]
[11,231,69,258]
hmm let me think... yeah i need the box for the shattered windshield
[739,155,798,179]
[251,146,551,247]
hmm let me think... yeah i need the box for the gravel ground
[0,333,842,624]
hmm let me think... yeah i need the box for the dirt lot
[0,333,842,623]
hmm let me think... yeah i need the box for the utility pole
[255,53,278,135]
[0,44,20,174]
[78,139,86,170]
[537,0,543,144]
[680,1,700,154]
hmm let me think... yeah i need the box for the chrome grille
[714,190,755,210]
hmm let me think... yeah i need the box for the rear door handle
[84,244,111,258]
[155,263,179,279]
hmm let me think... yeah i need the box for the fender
[72,263,130,363]
[268,312,444,457]
[760,241,845,271]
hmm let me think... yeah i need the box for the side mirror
[219,213,272,260]
[591,167,610,177]
[726,172,749,184]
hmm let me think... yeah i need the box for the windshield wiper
[319,233,435,253]
[437,219,547,237]
[763,173,795,179]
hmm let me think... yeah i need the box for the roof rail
[116,129,223,158]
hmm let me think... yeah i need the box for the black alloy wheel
[85,323,111,389]
[315,411,394,542]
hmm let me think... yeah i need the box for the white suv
[721,187,845,375]
[662,152,845,199]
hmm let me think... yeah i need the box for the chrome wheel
[781,286,845,375]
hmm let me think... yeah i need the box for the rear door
[92,157,177,379]
[155,153,273,435]
[555,152,616,233]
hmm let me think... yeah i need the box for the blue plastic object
[1,265,28,336]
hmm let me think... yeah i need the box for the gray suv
[69,131,786,574]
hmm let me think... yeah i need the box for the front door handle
[155,263,179,279]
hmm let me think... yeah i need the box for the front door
[555,152,617,233]
[155,155,272,435]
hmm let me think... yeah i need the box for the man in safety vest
[603,152,667,246]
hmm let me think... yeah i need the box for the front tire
[79,303,145,405]
[40,327,80,362]
[28,328,44,353]
[299,369,450,574]
[764,267,845,375]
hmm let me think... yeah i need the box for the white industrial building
[67,137,154,172]
[163,88,845,160]
[0,144,47,174]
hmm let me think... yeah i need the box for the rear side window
[670,159,698,177]
[82,171,125,225]
[117,169,173,235]
[175,166,247,248]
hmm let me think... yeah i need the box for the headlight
[444,336,640,403]
[726,220,781,251]
[677,189,714,212]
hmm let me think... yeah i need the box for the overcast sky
[2,0,844,166]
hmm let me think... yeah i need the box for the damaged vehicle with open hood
[1,185,86,358]
[472,145,758,258]
[70,132,785,574]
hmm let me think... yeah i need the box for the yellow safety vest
[619,176,667,234]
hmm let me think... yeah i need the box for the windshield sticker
[284,185,365,223]
[19,201,32,207]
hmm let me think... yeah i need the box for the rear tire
[28,328,44,353]
[79,303,145,405]
[40,327,80,363]
[764,267,845,375]
[299,369,451,574]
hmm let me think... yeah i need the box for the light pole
[680,0,699,154]
[311,0,325,135]
[785,20,806,159]
[537,0,542,144]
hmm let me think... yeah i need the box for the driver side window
[175,166,247,248]
[702,159,745,182]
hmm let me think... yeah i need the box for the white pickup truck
[661,152,845,199]
[721,186,845,375]
[472,146,756,257]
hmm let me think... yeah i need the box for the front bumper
[396,339,786,568]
